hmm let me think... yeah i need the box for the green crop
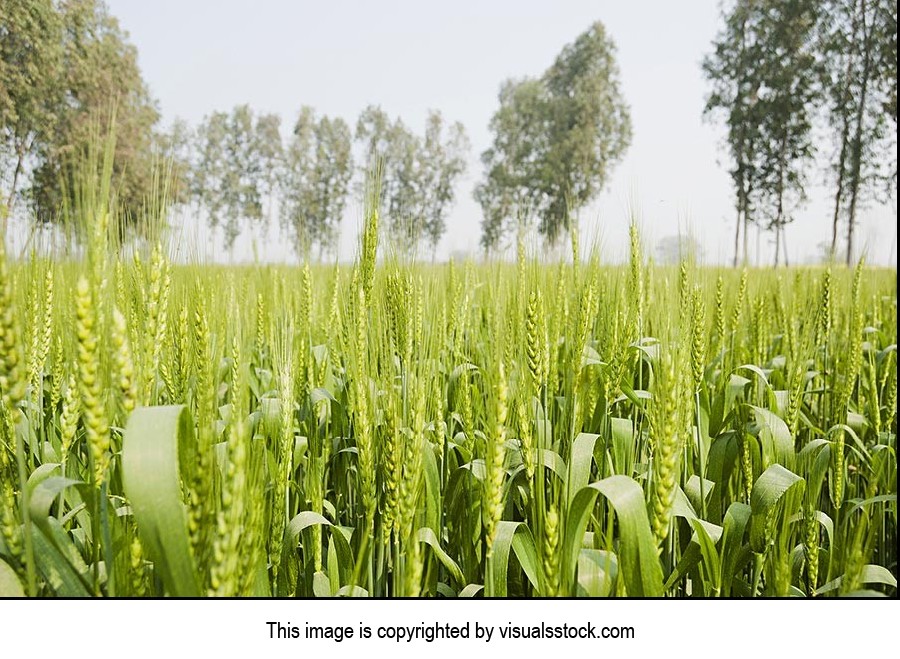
[0,194,896,598]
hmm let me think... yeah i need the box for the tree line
[4,1,894,262]
[178,20,631,257]
[703,0,897,266]
[171,103,469,258]
[0,0,470,258]
[2,3,631,257]
[0,1,472,257]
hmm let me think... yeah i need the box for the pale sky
[103,0,897,266]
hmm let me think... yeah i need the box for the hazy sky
[104,0,897,265]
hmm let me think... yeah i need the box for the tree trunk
[755,222,761,267]
[6,150,25,216]
[743,211,749,267]
[783,226,790,267]
[734,15,749,268]
[742,173,751,267]
[775,133,787,269]
[733,162,745,267]
[846,0,873,266]
[831,113,851,260]
[830,7,859,261]
[742,136,755,267]
[774,224,781,268]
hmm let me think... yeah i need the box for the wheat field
[0,200,896,598]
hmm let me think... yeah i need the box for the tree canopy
[476,21,631,250]
[1,0,161,233]
[280,106,353,258]
[356,105,468,255]
[192,105,282,248]
[703,0,897,266]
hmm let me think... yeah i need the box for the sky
[103,0,897,266]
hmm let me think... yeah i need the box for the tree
[880,0,897,184]
[540,21,632,243]
[703,0,767,267]
[821,0,896,264]
[752,0,821,267]
[254,111,282,220]
[29,0,161,230]
[192,110,229,235]
[356,106,420,251]
[656,234,704,265]
[154,117,193,208]
[476,21,631,250]
[0,0,64,215]
[418,111,469,251]
[193,105,281,248]
[356,105,393,175]
[879,0,897,125]
[383,118,422,252]
[474,79,548,249]
[280,107,353,258]
[356,105,468,254]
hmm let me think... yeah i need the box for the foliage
[280,107,353,258]
[750,0,820,266]
[356,105,468,255]
[0,0,64,213]
[703,0,896,266]
[477,21,631,249]
[2,0,162,231]
[819,0,897,263]
[192,105,281,248]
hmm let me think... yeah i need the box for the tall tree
[154,117,193,208]
[356,105,420,248]
[29,0,160,229]
[254,111,282,221]
[474,79,549,249]
[476,21,631,250]
[280,107,353,258]
[752,0,821,267]
[821,0,896,264]
[192,110,230,236]
[356,104,393,175]
[384,118,421,252]
[0,0,64,215]
[193,105,281,248]
[356,105,468,254]
[418,111,469,252]
[540,21,632,244]
[703,0,766,267]
[880,0,897,185]
[879,0,897,126]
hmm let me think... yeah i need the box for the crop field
[0,203,896,598]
